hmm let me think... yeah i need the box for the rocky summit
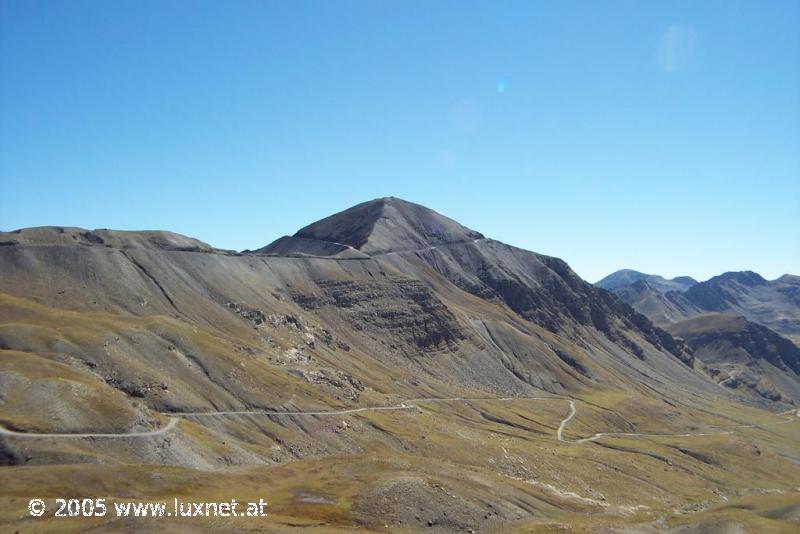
[1,198,799,532]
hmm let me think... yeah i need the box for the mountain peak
[596,269,696,293]
[707,271,767,287]
[292,197,484,255]
[672,276,698,286]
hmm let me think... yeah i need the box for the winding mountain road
[262,237,489,260]
[1,397,796,442]
[0,416,179,439]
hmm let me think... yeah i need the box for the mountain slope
[601,269,800,403]
[667,314,800,403]
[607,280,704,326]
[262,198,694,368]
[0,226,218,252]
[0,199,711,446]
[683,272,800,344]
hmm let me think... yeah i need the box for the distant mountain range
[596,269,698,294]
[667,314,800,403]
[598,269,800,341]
[598,268,800,403]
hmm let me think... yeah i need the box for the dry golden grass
[1,290,799,531]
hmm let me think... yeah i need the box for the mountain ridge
[598,268,800,338]
[667,313,800,403]
[0,226,218,252]
[599,267,800,404]
[596,269,698,293]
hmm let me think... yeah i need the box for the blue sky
[1,1,798,282]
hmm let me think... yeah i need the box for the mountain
[272,196,485,255]
[601,268,800,404]
[608,279,704,326]
[260,198,693,366]
[1,198,799,531]
[602,269,800,346]
[683,272,800,345]
[0,226,218,252]
[667,314,800,403]
[256,196,483,259]
[596,269,697,294]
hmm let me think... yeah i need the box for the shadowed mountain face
[1,199,799,531]
[667,314,800,403]
[597,269,697,294]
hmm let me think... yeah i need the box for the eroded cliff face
[298,278,465,351]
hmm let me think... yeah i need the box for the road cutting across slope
[260,237,489,260]
[1,396,796,441]
[0,416,179,439]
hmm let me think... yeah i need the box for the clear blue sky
[1,1,798,282]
